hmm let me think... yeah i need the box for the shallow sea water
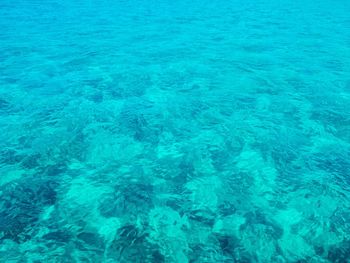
[1,0,350,262]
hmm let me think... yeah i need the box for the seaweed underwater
[1,0,350,262]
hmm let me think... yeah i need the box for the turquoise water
[1,0,350,261]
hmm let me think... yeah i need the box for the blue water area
[1,0,350,261]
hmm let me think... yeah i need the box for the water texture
[1,0,350,262]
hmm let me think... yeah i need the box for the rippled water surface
[1,0,350,262]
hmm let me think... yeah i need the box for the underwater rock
[188,209,217,227]
[327,241,350,263]
[21,153,41,169]
[99,182,154,219]
[216,234,240,258]
[0,178,58,243]
[0,212,34,242]
[218,201,237,217]
[188,244,219,263]
[42,230,71,243]
[88,92,103,103]
[0,149,22,165]
[43,163,67,177]
[117,97,163,144]
[243,211,284,240]
[77,232,103,247]
[109,73,151,98]
[106,224,164,262]
[0,98,10,110]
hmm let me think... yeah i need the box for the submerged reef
[1,0,350,262]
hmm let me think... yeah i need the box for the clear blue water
[1,0,350,261]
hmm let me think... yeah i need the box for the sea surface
[1,0,350,262]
